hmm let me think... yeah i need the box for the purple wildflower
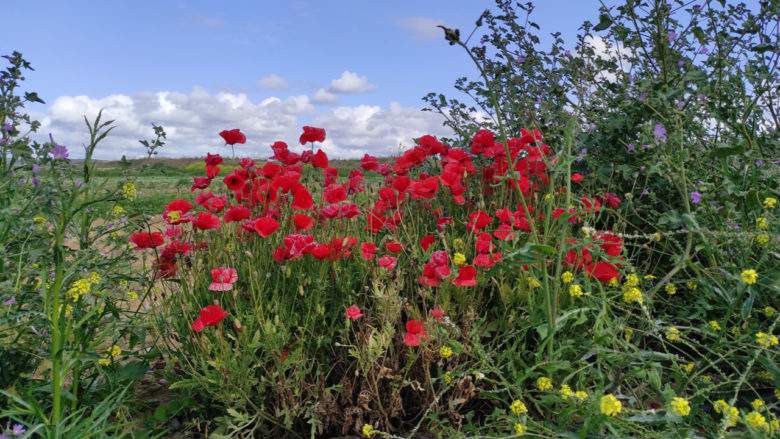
[1,123,12,133]
[627,143,636,153]
[50,134,69,160]
[11,424,25,436]
[32,177,40,187]
[690,191,702,204]
[3,296,15,306]
[653,123,667,142]
[32,164,40,174]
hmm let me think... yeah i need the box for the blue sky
[0,0,605,158]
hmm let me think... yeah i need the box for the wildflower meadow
[1,1,778,438]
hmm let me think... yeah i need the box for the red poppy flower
[219,129,246,145]
[312,149,329,169]
[309,243,331,260]
[586,261,620,283]
[163,199,193,225]
[239,157,255,169]
[385,241,403,253]
[223,172,246,192]
[419,250,450,287]
[345,304,363,320]
[323,183,346,204]
[467,210,493,232]
[292,185,314,210]
[193,211,221,230]
[430,306,445,321]
[224,205,251,223]
[254,216,280,237]
[403,332,421,347]
[191,176,211,191]
[360,154,379,171]
[360,242,377,260]
[377,255,397,270]
[130,231,165,249]
[453,265,477,287]
[191,304,229,333]
[208,267,238,291]
[202,195,226,213]
[419,234,435,252]
[293,214,315,230]
[571,173,584,183]
[206,164,220,179]
[299,126,326,144]
[406,319,427,336]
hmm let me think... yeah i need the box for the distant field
[91,156,383,213]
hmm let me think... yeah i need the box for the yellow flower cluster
[452,238,465,251]
[755,233,769,246]
[121,182,137,200]
[670,396,690,416]
[559,385,588,401]
[361,423,376,437]
[536,376,553,391]
[66,272,101,302]
[600,394,622,416]
[561,271,574,284]
[568,284,584,298]
[664,284,677,296]
[680,362,695,374]
[745,411,768,431]
[708,320,721,331]
[439,345,453,359]
[622,286,643,305]
[755,331,779,348]
[510,399,527,415]
[452,252,466,266]
[111,205,126,217]
[713,400,739,428]
[764,196,777,209]
[527,277,541,289]
[756,216,768,230]
[513,423,526,435]
[740,269,758,285]
[665,327,681,342]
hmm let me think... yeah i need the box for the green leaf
[594,13,613,32]
[709,143,745,158]
[116,361,148,382]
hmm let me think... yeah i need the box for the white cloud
[328,70,375,94]
[257,73,289,90]
[312,88,338,103]
[35,89,450,160]
[398,16,447,41]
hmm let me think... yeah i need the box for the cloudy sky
[2,0,602,159]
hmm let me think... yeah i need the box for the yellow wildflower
[527,277,541,289]
[755,331,779,348]
[513,423,526,436]
[361,423,376,437]
[751,399,764,410]
[622,287,643,304]
[740,269,758,285]
[443,371,453,385]
[607,277,619,288]
[600,394,622,416]
[98,357,111,366]
[745,411,769,431]
[560,384,574,399]
[568,284,584,298]
[670,397,690,416]
[111,205,126,217]
[510,399,528,415]
[127,290,139,301]
[543,193,554,202]
[624,274,640,287]
[665,284,677,295]
[756,216,768,230]
[764,196,778,209]
[535,376,553,391]
[439,346,453,359]
[770,417,779,433]
[755,233,769,246]
[686,280,697,290]
[452,252,466,266]
[713,399,729,414]
[109,345,121,358]
[681,362,695,373]
[665,327,681,342]
[708,320,721,331]
[121,182,137,200]
[573,390,588,401]
[561,271,574,284]
[644,274,657,280]
[452,238,465,251]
